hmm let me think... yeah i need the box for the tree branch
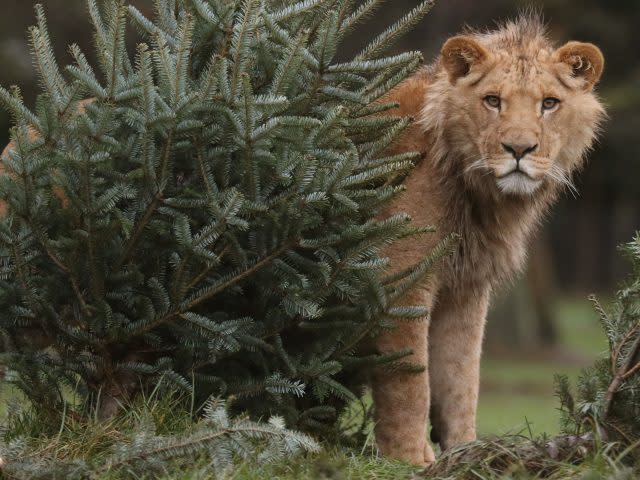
[604,326,640,418]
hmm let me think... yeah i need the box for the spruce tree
[0,0,442,433]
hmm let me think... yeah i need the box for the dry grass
[423,433,637,480]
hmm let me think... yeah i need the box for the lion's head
[422,16,606,197]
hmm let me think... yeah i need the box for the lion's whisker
[464,157,489,175]
[547,164,578,198]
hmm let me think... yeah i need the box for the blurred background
[0,0,638,436]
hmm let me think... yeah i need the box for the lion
[371,15,605,465]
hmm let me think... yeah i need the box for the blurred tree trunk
[527,232,558,346]
[574,201,606,291]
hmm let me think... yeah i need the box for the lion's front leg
[428,287,490,450]
[371,287,435,466]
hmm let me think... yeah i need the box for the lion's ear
[554,41,604,89]
[441,36,489,83]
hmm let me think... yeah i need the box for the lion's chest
[438,210,532,291]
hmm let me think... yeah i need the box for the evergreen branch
[316,10,340,68]
[87,0,108,46]
[30,4,66,101]
[271,0,328,22]
[173,13,195,105]
[353,100,399,117]
[156,130,175,191]
[196,143,216,196]
[127,5,178,49]
[153,31,177,101]
[6,238,57,349]
[230,0,262,97]
[611,325,637,376]
[604,326,640,418]
[261,11,318,69]
[356,0,435,60]
[269,30,309,96]
[0,87,41,129]
[181,242,293,312]
[357,116,411,161]
[67,44,108,99]
[588,294,608,323]
[186,244,230,291]
[79,144,103,300]
[135,42,156,127]
[360,54,422,103]
[186,0,220,25]
[35,232,92,317]
[10,128,37,219]
[102,428,242,470]
[336,0,355,26]
[128,243,292,337]
[0,401,317,477]
[154,0,179,36]
[340,0,386,34]
[339,158,414,187]
[320,86,366,104]
[108,0,128,99]
[101,416,318,473]
[112,192,163,272]
[622,355,640,380]
[328,52,420,74]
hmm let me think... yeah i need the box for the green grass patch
[478,358,582,437]
[232,449,419,480]
[478,391,559,437]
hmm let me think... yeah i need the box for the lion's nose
[501,142,538,161]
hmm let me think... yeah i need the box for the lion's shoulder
[383,67,433,120]
[379,67,437,159]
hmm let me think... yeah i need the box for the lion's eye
[542,97,560,111]
[484,95,501,110]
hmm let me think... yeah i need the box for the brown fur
[371,15,605,465]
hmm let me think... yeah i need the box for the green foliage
[0,0,440,437]
[555,232,640,446]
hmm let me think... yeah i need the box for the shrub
[0,0,441,435]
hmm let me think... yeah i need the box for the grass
[478,391,560,437]
[0,296,632,479]
[231,449,419,480]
